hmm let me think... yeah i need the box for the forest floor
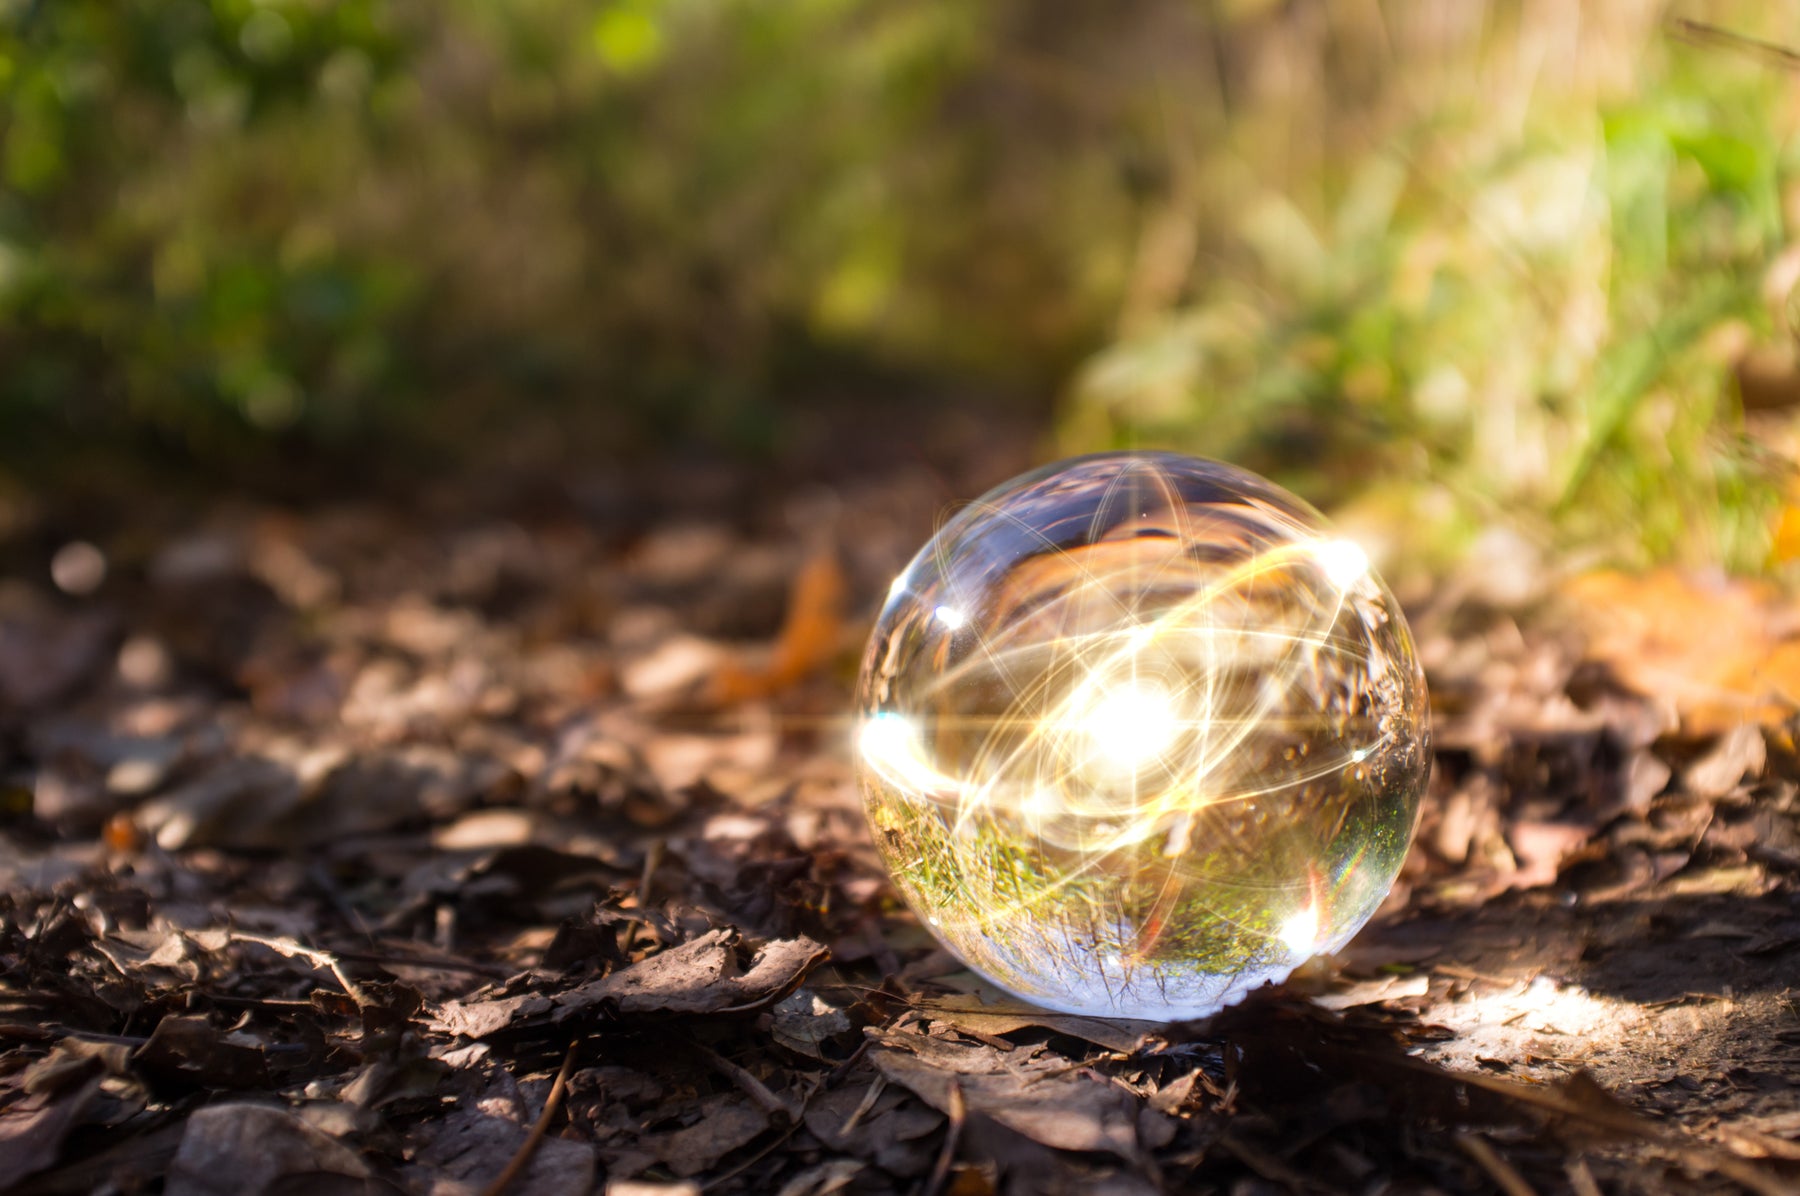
[4,429,1800,1196]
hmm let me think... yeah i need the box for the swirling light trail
[855,453,1427,1019]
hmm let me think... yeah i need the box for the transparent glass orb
[855,452,1429,1020]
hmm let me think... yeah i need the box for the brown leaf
[556,929,827,1018]
[1563,569,1800,735]
[164,1104,372,1196]
[870,1032,1154,1159]
[803,1082,944,1176]
[0,1075,102,1190]
[770,988,857,1060]
[406,1105,596,1196]
[1684,723,1767,798]
[134,1015,270,1090]
[430,993,555,1041]
[430,930,827,1038]
[912,993,1159,1054]
[708,551,846,703]
[1506,821,1595,889]
[652,1093,769,1178]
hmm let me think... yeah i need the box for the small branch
[229,932,371,1008]
[635,838,663,911]
[1565,1158,1604,1196]
[923,1079,965,1196]
[692,1039,802,1124]
[332,948,510,978]
[1668,18,1800,72]
[837,1073,887,1137]
[617,838,665,955]
[481,1043,578,1196]
[699,1121,804,1193]
[0,1023,150,1047]
[1456,1133,1537,1196]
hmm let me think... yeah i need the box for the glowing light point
[859,713,958,799]
[1081,682,1178,773]
[854,452,1429,1021]
[1280,905,1321,957]
[1021,788,1056,820]
[1317,538,1370,589]
[858,711,905,758]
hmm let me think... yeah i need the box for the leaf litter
[2,451,1800,1193]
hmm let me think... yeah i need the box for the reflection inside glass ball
[855,452,1429,1020]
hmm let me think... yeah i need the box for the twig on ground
[1668,17,1800,71]
[1457,1133,1537,1196]
[923,1078,965,1196]
[480,1042,578,1196]
[693,1039,803,1124]
[1565,1158,1604,1196]
[837,1073,887,1137]
[618,838,665,955]
[333,947,511,978]
[229,932,372,1008]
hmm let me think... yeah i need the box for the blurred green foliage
[1062,2,1800,570]
[0,0,1140,463]
[4,1,1800,567]
[1,1,414,451]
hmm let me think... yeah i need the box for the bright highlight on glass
[855,452,1429,1020]
[1078,681,1178,774]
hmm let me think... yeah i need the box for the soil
[4,436,1800,1195]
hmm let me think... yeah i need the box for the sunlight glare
[1317,539,1369,589]
[1082,681,1178,772]
[1280,904,1320,956]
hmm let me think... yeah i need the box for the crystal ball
[855,452,1429,1020]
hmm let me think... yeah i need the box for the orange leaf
[1562,568,1798,735]
[708,551,847,705]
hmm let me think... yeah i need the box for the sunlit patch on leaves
[1564,567,1800,734]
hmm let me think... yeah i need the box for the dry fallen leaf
[407,1104,596,1196]
[163,1104,374,1196]
[1562,568,1800,735]
[911,993,1158,1054]
[708,551,847,703]
[0,1075,103,1191]
[869,1030,1157,1159]
[431,930,827,1038]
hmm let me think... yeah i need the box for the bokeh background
[7,0,1800,571]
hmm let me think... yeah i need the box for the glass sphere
[855,452,1428,1020]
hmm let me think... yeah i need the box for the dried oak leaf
[1563,569,1800,735]
[428,991,554,1041]
[650,1092,770,1178]
[803,1081,944,1177]
[912,993,1160,1054]
[0,1074,103,1190]
[134,1015,270,1090]
[164,1103,375,1196]
[707,551,847,704]
[869,1031,1156,1159]
[431,929,826,1038]
[770,989,858,1060]
[554,928,827,1017]
[407,1105,596,1196]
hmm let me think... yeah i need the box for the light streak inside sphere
[855,452,1429,1021]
